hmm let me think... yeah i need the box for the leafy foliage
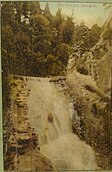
[2,2,101,77]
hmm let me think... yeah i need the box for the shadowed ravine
[27,78,98,171]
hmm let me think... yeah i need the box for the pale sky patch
[40,2,112,28]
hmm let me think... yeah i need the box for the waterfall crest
[27,78,98,170]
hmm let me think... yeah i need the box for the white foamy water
[27,78,98,171]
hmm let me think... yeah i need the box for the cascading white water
[27,78,71,145]
[27,78,98,171]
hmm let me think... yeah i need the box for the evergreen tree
[1,2,15,26]
[53,8,64,31]
[60,17,75,44]
[29,14,51,56]
[44,2,52,21]
[29,1,42,15]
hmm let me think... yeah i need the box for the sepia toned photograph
[1,0,112,171]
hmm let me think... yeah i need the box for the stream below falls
[27,78,98,171]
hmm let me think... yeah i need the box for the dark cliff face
[66,16,112,170]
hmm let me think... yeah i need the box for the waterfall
[27,78,98,171]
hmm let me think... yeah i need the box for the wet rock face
[11,76,38,147]
[4,75,54,171]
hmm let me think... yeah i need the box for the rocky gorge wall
[65,15,112,170]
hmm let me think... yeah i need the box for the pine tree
[53,8,64,31]
[29,2,42,15]
[44,2,52,21]
[60,17,75,44]
[1,2,15,26]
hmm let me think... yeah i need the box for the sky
[40,2,112,28]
